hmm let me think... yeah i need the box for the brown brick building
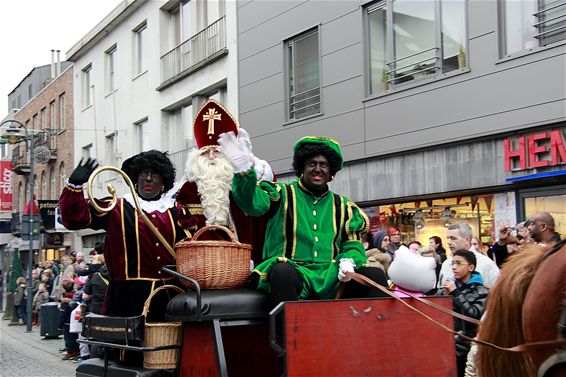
[11,65,74,259]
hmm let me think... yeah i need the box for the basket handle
[142,284,184,317]
[191,225,237,242]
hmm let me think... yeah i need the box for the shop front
[337,124,566,252]
[361,194,495,252]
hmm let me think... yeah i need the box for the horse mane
[476,245,545,377]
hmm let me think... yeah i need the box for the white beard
[186,149,233,226]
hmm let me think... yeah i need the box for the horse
[476,239,566,377]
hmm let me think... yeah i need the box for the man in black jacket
[441,249,489,377]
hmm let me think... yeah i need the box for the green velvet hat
[293,136,343,171]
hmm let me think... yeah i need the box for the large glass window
[286,28,321,120]
[502,0,565,56]
[367,0,467,95]
[520,186,566,237]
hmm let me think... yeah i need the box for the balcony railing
[160,16,227,87]
[11,144,30,175]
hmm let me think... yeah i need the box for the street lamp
[0,119,36,333]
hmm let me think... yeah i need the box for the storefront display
[362,194,495,251]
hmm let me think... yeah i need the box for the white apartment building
[66,0,238,251]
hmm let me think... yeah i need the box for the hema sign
[504,129,566,172]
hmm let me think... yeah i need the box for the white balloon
[388,245,437,293]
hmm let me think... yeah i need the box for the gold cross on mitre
[203,107,222,137]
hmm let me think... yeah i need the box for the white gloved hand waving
[218,131,253,173]
[338,258,355,282]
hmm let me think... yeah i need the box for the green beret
[293,136,343,171]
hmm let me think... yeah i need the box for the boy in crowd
[441,249,489,377]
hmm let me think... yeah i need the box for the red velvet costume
[59,189,190,319]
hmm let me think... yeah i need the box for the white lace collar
[123,179,186,213]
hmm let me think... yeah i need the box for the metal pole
[26,132,34,332]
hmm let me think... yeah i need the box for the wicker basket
[141,285,183,369]
[176,225,252,289]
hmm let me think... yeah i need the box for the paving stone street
[0,314,77,377]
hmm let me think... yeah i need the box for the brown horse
[476,240,566,377]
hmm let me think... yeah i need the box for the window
[134,22,148,75]
[167,104,194,153]
[135,118,150,154]
[28,84,32,99]
[50,167,57,198]
[59,162,66,191]
[105,133,117,166]
[40,108,46,129]
[82,144,92,160]
[82,65,92,107]
[105,45,117,93]
[501,0,566,56]
[59,93,66,130]
[18,182,24,213]
[50,101,57,149]
[41,171,47,200]
[286,28,321,120]
[33,114,38,131]
[207,89,226,105]
[366,0,467,95]
[49,101,56,128]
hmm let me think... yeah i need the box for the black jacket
[450,272,489,359]
[83,265,110,315]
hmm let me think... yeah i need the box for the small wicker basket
[176,225,252,289]
[141,285,183,369]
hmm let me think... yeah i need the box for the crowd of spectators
[8,242,108,363]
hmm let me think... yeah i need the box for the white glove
[218,131,253,173]
[338,258,355,282]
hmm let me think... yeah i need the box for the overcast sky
[0,0,124,117]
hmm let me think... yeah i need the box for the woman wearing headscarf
[59,151,191,322]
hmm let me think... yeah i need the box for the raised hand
[218,131,253,173]
[69,158,99,185]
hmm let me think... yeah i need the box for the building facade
[8,65,75,261]
[236,0,566,247]
[65,0,239,253]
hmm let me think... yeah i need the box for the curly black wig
[121,150,176,192]
[292,143,342,177]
